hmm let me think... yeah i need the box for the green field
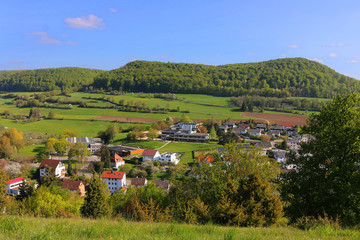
[0,216,358,240]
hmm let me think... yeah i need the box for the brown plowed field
[242,112,308,126]
[93,116,159,123]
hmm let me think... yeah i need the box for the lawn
[0,216,358,240]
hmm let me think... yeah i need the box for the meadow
[0,216,358,240]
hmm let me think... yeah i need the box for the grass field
[0,216,358,240]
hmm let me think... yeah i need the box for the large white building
[160,152,179,165]
[6,177,26,195]
[39,159,66,178]
[101,171,126,194]
[161,122,210,142]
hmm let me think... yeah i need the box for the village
[4,119,308,198]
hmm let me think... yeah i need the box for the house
[256,123,267,131]
[282,123,292,130]
[248,129,262,136]
[161,122,210,142]
[232,127,247,135]
[270,125,284,133]
[66,137,102,154]
[39,159,66,178]
[219,122,237,132]
[111,154,125,169]
[142,149,161,162]
[61,180,85,197]
[154,180,171,192]
[131,178,147,188]
[286,128,298,136]
[101,171,126,194]
[273,151,287,163]
[253,141,272,150]
[238,123,250,129]
[266,130,281,138]
[6,177,26,195]
[108,145,144,157]
[160,152,179,165]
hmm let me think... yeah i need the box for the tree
[54,138,69,155]
[98,124,118,144]
[0,135,15,159]
[47,111,56,119]
[280,93,360,226]
[209,126,217,140]
[180,115,192,123]
[29,108,42,120]
[68,142,91,163]
[99,145,111,169]
[4,128,25,151]
[81,176,109,218]
[16,180,34,201]
[147,128,158,140]
[0,164,9,211]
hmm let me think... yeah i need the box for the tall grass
[0,216,359,240]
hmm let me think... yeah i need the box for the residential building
[160,152,179,165]
[142,149,161,161]
[66,137,102,154]
[6,177,26,195]
[286,128,299,136]
[101,171,126,194]
[270,125,284,133]
[161,122,210,142]
[248,129,262,136]
[39,159,66,178]
[131,178,147,188]
[273,151,287,163]
[111,154,125,169]
[154,180,171,192]
[61,180,85,197]
[266,130,281,138]
[256,123,267,131]
[232,127,247,135]
[108,145,144,157]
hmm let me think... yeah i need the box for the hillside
[0,67,104,92]
[93,58,360,98]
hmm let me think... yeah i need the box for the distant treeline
[92,58,360,98]
[0,67,104,92]
[1,58,359,98]
[231,95,330,112]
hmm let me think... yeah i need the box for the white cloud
[8,60,24,64]
[288,45,300,49]
[329,53,338,58]
[247,52,254,55]
[312,58,323,63]
[65,40,80,45]
[65,14,104,29]
[25,32,61,44]
[281,54,286,57]
[329,43,344,47]
[348,60,358,63]
[109,8,118,13]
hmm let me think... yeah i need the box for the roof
[131,178,147,186]
[61,180,83,190]
[198,155,214,163]
[270,126,283,130]
[7,177,25,185]
[282,123,292,128]
[39,159,62,169]
[274,151,286,158]
[254,142,272,148]
[101,171,125,179]
[111,154,124,163]
[248,129,262,133]
[256,124,267,128]
[142,149,159,157]
[154,180,170,190]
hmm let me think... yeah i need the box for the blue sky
[1,0,360,79]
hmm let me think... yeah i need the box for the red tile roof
[61,180,83,190]
[282,123,292,128]
[142,149,158,157]
[198,155,214,163]
[111,154,124,163]
[101,171,125,179]
[39,159,62,169]
[7,177,25,185]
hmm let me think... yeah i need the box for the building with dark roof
[61,180,85,196]
[161,122,210,142]
[39,159,66,178]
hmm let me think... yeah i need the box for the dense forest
[92,58,360,98]
[0,58,359,98]
[0,67,104,92]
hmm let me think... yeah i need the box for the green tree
[68,142,91,163]
[54,138,69,155]
[147,128,158,140]
[209,126,217,140]
[81,176,110,218]
[0,164,9,210]
[4,128,25,151]
[16,180,34,201]
[47,111,56,119]
[280,93,360,226]
[99,145,111,169]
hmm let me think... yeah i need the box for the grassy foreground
[0,216,359,240]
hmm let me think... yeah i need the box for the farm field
[242,112,308,125]
[0,216,358,240]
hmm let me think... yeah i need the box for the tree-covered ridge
[0,67,104,92]
[93,58,360,98]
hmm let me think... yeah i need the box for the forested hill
[92,58,360,98]
[0,67,104,92]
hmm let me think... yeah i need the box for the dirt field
[93,116,160,123]
[242,112,308,126]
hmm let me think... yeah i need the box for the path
[156,141,170,150]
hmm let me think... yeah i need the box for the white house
[160,152,179,165]
[131,178,147,188]
[111,154,125,169]
[273,151,287,163]
[101,171,126,194]
[39,159,66,178]
[142,149,161,161]
[6,177,26,195]
[248,129,262,136]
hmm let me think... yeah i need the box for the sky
[1,0,360,79]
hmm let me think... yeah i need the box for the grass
[0,215,359,240]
